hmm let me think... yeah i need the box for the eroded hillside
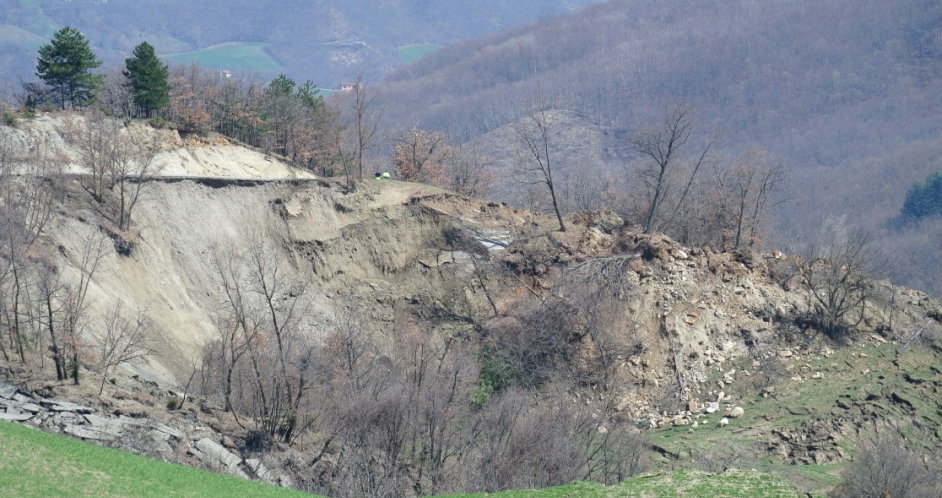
[2,117,941,496]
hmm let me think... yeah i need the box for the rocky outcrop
[0,382,288,485]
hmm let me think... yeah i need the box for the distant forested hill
[377,0,942,295]
[0,0,601,87]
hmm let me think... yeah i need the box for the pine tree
[123,41,170,118]
[36,27,103,109]
[901,173,942,222]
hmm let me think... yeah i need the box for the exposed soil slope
[2,117,941,494]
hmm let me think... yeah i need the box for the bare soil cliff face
[50,179,514,380]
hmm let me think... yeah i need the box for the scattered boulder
[0,411,33,422]
[42,399,94,414]
[64,414,126,441]
[192,438,248,479]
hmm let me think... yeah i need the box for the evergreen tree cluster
[34,27,170,117]
[27,28,337,175]
[900,173,942,223]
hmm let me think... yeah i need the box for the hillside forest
[378,0,942,296]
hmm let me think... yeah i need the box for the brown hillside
[2,117,941,495]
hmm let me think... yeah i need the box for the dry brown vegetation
[378,0,942,295]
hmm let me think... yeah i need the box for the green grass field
[0,421,314,498]
[0,417,806,498]
[399,43,444,63]
[162,43,282,74]
[0,24,46,52]
[444,470,804,498]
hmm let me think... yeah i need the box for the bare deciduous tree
[70,112,161,234]
[797,216,881,342]
[0,129,63,363]
[37,231,107,382]
[200,241,319,443]
[514,104,566,231]
[446,142,495,197]
[62,231,107,384]
[96,302,155,395]
[715,149,787,249]
[322,300,380,396]
[628,103,714,234]
[36,264,68,381]
[71,111,113,205]
[205,244,263,420]
[98,66,134,120]
[392,125,450,186]
[111,130,160,233]
[837,428,941,498]
[343,72,384,182]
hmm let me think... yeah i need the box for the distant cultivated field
[162,42,282,73]
[398,43,443,63]
[0,24,47,51]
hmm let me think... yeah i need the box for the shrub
[147,116,172,129]
[472,347,521,406]
[166,396,181,410]
[836,429,941,498]
[482,298,587,388]
[243,430,274,453]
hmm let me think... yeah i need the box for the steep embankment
[50,177,522,381]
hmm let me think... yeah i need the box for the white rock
[245,458,275,484]
[0,384,18,399]
[193,438,247,478]
[42,400,94,414]
[0,412,33,422]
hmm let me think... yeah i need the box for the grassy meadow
[162,42,282,73]
[398,43,444,63]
